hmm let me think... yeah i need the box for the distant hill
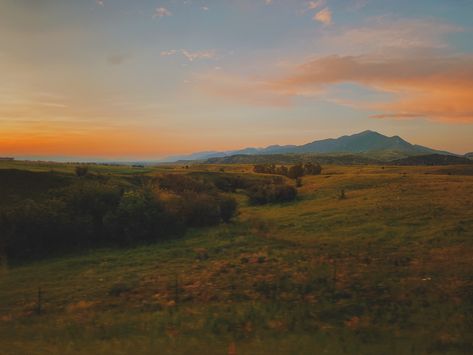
[390,154,472,166]
[162,130,453,163]
[465,152,473,160]
[205,153,381,165]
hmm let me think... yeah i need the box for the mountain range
[161,130,454,163]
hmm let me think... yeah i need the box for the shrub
[248,183,297,205]
[288,163,304,179]
[158,174,214,194]
[219,196,238,223]
[1,173,239,261]
[75,166,89,178]
[179,192,222,227]
[1,199,74,259]
[303,162,322,175]
[253,162,322,178]
[104,189,183,243]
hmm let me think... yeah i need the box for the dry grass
[1,164,472,354]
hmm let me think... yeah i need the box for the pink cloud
[198,54,473,123]
[314,7,332,25]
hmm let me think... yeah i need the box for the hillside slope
[391,154,473,166]
[162,130,452,163]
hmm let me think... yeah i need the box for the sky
[0,0,472,160]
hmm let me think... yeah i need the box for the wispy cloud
[317,17,463,54]
[314,7,332,25]
[161,49,217,62]
[198,53,473,123]
[306,0,326,11]
[153,7,171,19]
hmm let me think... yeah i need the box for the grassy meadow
[1,161,473,354]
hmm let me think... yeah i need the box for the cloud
[314,7,332,25]
[160,50,178,57]
[96,0,104,6]
[198,54,473,123]
[282,54,473,122]
[161,49,217,62]
[265,0,272,4]
[306,0,326,11]
[182,50,216,61]
[317,18,463,54]
[153,7,171,19]
[195,72,294,107]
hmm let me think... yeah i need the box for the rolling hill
[390,154,473,166]
[162,130,453,163]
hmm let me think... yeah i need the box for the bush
[253,162,322,178]
[219,196,238,223]
[248,183,297,205]
[179,192,223,227]
[303,162,322,175]
[1,173,239,261]
[288,163,305,179]
[158,174,214,194]
[1,198,80,259]
[104,189,184,243]
[75,166,89,177]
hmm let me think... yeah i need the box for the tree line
[0,170,300,261]
[0,174,237,261]
[253,162,322,179]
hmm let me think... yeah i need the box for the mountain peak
[160,130,451,162]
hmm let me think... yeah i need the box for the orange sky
[1,0,472,159]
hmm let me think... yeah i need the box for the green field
[1,161,473,354]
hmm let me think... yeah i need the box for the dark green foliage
[276,165,288,176]
[253,162,322,179]
[0,173,239,260]
[248,184,297,205]
[1,199,73,259]
[75,165,89,177]
[212,175,247,192]
[179,192,223,227]
[303,162,322,175]
[1,181,124,259]
[0,169,71,207]
[287,163,304,179]
[219,196,238,223]
[104,189,184,243]
[158,174,214,194]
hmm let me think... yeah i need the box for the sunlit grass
[1,164,473,354]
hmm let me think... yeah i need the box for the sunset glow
[1,0,472,160]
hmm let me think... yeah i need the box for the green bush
[0,174,238,261]
[219,196,238,223]
[104,189,184,243]
[248,184,297,205]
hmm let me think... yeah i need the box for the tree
[288,163,304,179]
[276,165,289,176]
[303,162,322,175]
